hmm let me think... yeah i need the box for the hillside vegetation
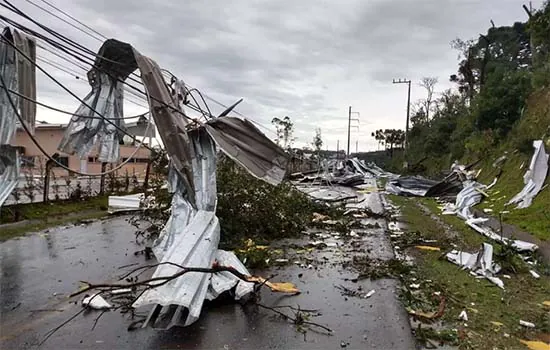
[369,2,550,241]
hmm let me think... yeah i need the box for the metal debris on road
[82,294,112,310]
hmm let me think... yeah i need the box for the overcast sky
[1,0,542,151]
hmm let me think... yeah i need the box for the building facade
[11,122,153,178]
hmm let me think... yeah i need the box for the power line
[36,0,107,41]
[0,8,190,119]
[15,0,275,134]
[0,29,155,152]
[22,0,104,42]
[35,54,151,110]
[4,0,277,137]
[0,62,153,177]
[7,87,148,120]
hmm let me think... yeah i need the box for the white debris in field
[507,140,548,209]
[82,293,112,310]
[529,270,540,279]
[503,275,511,279]
[275,258,289,264]
[364,290,375,298]
[446,243,504,289]
[483,208,493,213]
[409,284,420,289]
[458,310,468,321]
[519,320,536,328]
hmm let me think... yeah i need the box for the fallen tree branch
[257,304,332,334]
[71,264,248,298]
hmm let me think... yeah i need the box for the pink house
[11,122,153,178]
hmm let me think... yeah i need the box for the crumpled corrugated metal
[446,243,504,289]
[454,180,485,220]
[0,27,19,145]
[0,27,35,207]
[507,140,549,209]
[58,39,136,163]
[205,117,289,186]
[132,47,197,206]
[0,145,20,207]
[57,38,289,328]
[58,70,126,163]
[13,29,36,136]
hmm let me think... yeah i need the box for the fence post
[143,158,152,195]
[43,164,50,203]
[99,162,107,195]
[43,155,56,203]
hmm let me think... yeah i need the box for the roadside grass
[0,196,109,241]
[475,149,550,241]
[388,195,550,349]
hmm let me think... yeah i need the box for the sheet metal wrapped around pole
[0,28,18,145]
[58,40,129,163]
[56,39,289,328]
[132,49,197,205]
[0,27,37,144]
[0,27,36,207]
[13,29,36,136]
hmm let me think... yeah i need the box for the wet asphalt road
[0,187,415,350]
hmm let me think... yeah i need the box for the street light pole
[392,78,412,163]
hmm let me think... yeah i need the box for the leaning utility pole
[392,78,411,160]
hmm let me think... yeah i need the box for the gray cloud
[2,0,543,150]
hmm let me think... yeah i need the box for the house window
[135,158,149,163]
[53,156,69,167]
[20,155,35,168]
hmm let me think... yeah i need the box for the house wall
[12,126,151,178]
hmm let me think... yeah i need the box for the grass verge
[389,195,550,349]
[0,196,109,241]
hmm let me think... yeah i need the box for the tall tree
[271,116,295,150]
[380,129,405,158]
[311,128,323,161]
[371,129,385,150]
[419,77,438,122]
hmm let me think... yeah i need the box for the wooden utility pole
[392,78,412,158]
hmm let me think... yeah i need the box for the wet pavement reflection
[0,190,414,349]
